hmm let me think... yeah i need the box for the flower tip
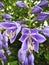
[3,14,12,19]
[16,1,27,8]
[0,2,4,9]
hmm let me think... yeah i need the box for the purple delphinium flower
[38,0,48,8]
[42,26,49,36]
[30,5,42,14]
[19,28,46,52]
[16,1,28,8]
[0,2,4,9]
[0,22,21,43]
[34,12,49,21]
[18,48,34,65]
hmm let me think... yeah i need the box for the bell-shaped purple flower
[30,5,42,14]
[16,1,27,8]
[38,0,48,8]
[0,22,21,43]
[34,12,49,21]
[42,26,49,37]
[0,2,4,9]
[19,28,46,52]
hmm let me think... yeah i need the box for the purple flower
[38,0,48,8]
[0,2,4,9]
[42,26,49,36]
[16,1,27,8]
[0,22,21,43]
[30,5,42,14]
[2,14,12,19]
[19,28,46,52]
[34,12,49,21]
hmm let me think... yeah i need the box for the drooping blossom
[18,48,34,65]
[16,1,28,8]
[0,2,4,9]
[30,5,42,14]
[19,28,46,52]
[34,12,49,21]
[0,21,21,43]
[42,26,49,36]
[38,0,48,8]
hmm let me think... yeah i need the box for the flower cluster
[0,0,49,65]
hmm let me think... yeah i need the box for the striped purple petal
[0,22,16,29]
[22,28,29,35]
[33,33,46,43]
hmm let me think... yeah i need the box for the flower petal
[21,38,28,50]
[34,41,39,52]
[16,22,21,36]
[42,26,49,36]
[30,28,38,35]
[31,5,42,14]
[3,14,12,19]
[10,32,16,43]
[38,0,48,8]
[16,1,27,8]
[0,22,16,29]
[22,28,29,35]
[35,12,49,21]
[18,49,26,63]
[28,54,34,65]
[23,57,28,65]
[0,2,4,9]
[0,41,3,49]
[19,35,27,42]
[34,34,46,43]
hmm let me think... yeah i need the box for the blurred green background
[0,0,49,65]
